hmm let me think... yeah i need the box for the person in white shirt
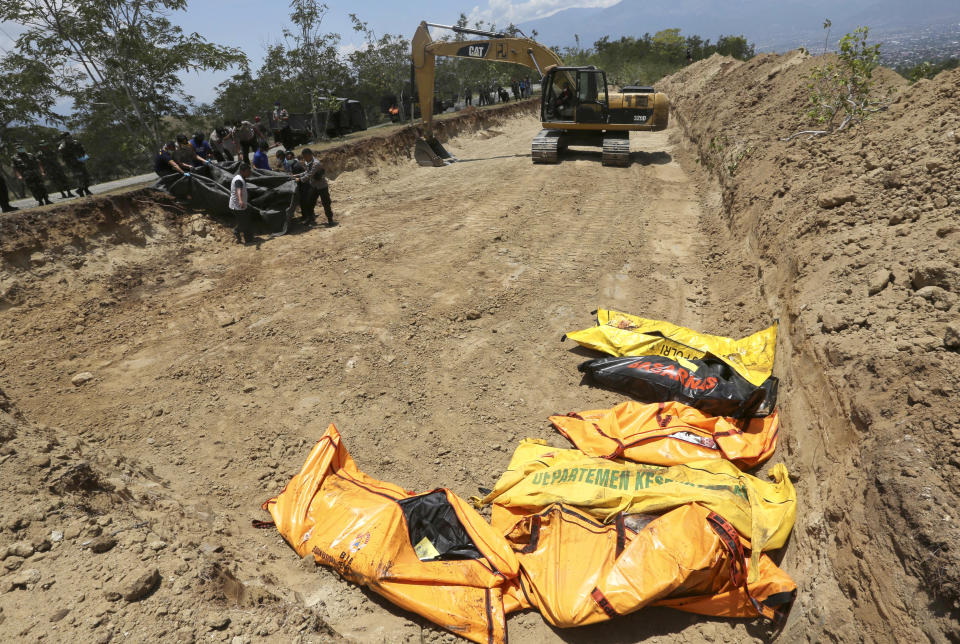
[230,163,254,244]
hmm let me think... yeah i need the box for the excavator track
[601,131,631,167]
[532,130,563,164]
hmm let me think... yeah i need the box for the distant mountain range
[519,0,960,51]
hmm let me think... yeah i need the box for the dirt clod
[122,568,160,602]
[88,535,117,554]
[817,187,857,209]
[945,323,960,351]
[867,268,893,295]
[71,372,95,386]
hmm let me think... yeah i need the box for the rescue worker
[274,149,287,172]
[230,162,255,244]
[464,87,472,106]
[37,144,75,199]
[234,119,261,165]
[0,173,17,213]
[11,145,51,206]
[154,141,189,177]
[252,142,271,171]
[295,148,334,227]
[210,125,234,162]
[285,150,303,174]
[58,132,93,196]
[173,134,209,169]
[190,132,214,162]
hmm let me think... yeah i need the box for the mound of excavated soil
[660,52,960,641]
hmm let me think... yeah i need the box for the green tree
[0,0,245,155]
[714,35,755,60]
[897,57,959,82]
[0,52,61,146]
[789,26,893,139]
[652,29,685,62]
[347,15,410,120]
[284,0,351,138]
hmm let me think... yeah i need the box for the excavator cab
[541,67,608,125]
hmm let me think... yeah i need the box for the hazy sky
[0,0,621,107]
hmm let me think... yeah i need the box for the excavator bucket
[415,137,456,167]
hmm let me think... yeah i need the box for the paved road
[8,172,157,211]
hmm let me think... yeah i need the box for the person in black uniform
[58,132,93,196]
[0,173,17,213]
[12,145,51,206]
[38,144,75,199]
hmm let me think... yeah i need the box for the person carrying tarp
[230,162,255,245]
[190,132,214,163]
[11,145,51,206]
[209,125,234,162]
[154,142,189,178]
[253,142,271,171]
[37,144,74,199]
[285,150,303,174]
[58,132,92,196]
[295,148,335,227]
[173,134,209,170]
[234,119,262,165]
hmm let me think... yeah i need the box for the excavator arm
[411,21,562,163]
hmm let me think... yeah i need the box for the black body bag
[578,355,778,418]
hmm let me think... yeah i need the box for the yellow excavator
[412,21,670,167]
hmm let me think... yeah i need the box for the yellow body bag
[262,425,519,644]
[501,503,796,628]
[564,310,777,387]
[478,440,795,573]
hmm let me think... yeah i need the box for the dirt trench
[0,90,897,642]
[661,52,960,642]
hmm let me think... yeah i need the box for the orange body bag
[501,503,795,628]
[551,400,779,469]
[262,425,519,644]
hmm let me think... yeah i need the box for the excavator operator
[554,85,574,119]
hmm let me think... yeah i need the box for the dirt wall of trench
[660,52,960,641]
[318,99,538,179]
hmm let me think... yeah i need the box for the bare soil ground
[0,55,957,643]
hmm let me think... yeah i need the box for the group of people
[230,147,335,244]
[464,78,533,107]
[154,133,216,177]
[1,133,92,212]
[154,130,335,245]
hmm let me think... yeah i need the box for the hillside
[659,51,960,640]
[521,0,960,50]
